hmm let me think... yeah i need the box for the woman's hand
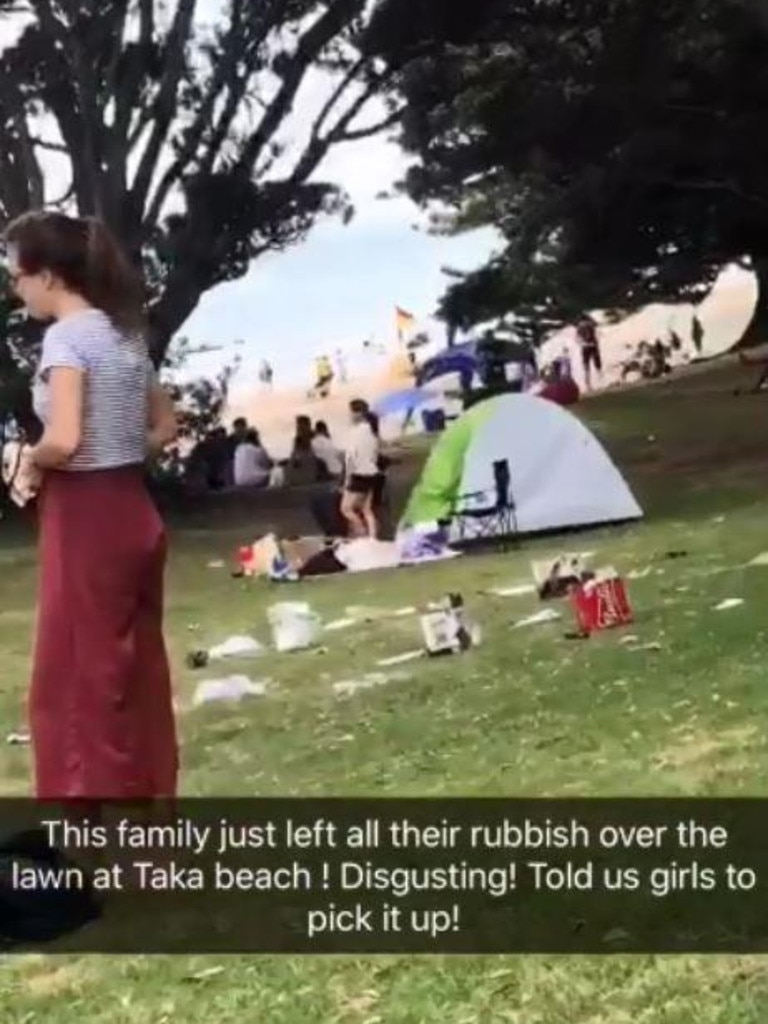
[14,446,43,505]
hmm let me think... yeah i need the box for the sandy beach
[226,359,417,459]
[226,265,758,458]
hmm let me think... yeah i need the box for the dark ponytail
[366,411,380,437]
[5,211,146,337]
[349,398,379,436]
[83,217,146,336]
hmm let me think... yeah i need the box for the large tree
[0,0,409,362]
[381,0,768,340]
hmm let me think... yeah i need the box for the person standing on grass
[576,315,602,391]
[692,314,705,355]
[5,210,179,802]
[341,398,381,538]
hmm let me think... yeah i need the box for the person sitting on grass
[233,428,272,488]
[311,420,343,481]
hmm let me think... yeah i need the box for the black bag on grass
[0,828,101,950]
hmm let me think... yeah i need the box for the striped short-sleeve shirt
[32,308,153,472]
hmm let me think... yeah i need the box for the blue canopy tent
[416,342,478,390]
[373,386,438,418]
[372,386,443,435]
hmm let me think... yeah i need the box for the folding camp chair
[453,458,518,549]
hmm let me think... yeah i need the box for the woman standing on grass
[340,398,381,538]
[5,211,179,801]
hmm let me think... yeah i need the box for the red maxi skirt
[30,467,178,800]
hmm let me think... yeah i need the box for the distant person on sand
[558,347,573,380]
[341,398,381,538]
[314,355,334,398]
[312,420,343,481]
[575,315,602,391]
[334,350,348,384]
[691,314,705,355]
[258,359,273,389]
[652,339,672,377]
[233,428,272,488]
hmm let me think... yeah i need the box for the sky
[182,135,500,391]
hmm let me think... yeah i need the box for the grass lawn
[2,363,768,1021]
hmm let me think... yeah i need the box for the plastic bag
[192,676,268,708]
[208,636,265,660]
[267,602,322,652]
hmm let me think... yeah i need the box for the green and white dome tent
[400,393,643,539]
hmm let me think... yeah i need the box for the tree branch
[130,0,197,216]
[48,181,76,209]
[289,73,399,185]
[30,0,106,214]
[13,110,44,209]
[655,176,768,210]
[103,0,131,99]
[334,105,404,142]
[235,0,364,175]
[113,0,156,147]
[29,134,69,153]
[145,0,257,228]
[310,57,367,141]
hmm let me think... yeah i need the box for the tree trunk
[147,276,206,368]
[737,257,768,350]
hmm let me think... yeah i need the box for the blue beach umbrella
[373,387,439,418]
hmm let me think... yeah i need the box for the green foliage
[0,269,39,435]
[383,0,768,333]
[162,336,241,443]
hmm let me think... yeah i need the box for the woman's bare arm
[147,381,178,456]
[31,367,83,469]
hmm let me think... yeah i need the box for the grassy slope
[2,365,768,1021]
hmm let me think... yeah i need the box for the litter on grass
[184,966,227,983]
[627,567,653,580]
[489,583,537,598]
[209,636,265,660]
[268,602,322,652]
[377,650,425,667]
[192,676,269,708]
[6,731,29,746]
[333,671,410,698]
[747,552,768,567]
[420,594,478,655]
[207,560,225,569]
[713,598,745,611]
[324,617,358,632]
[513,608,562,629]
